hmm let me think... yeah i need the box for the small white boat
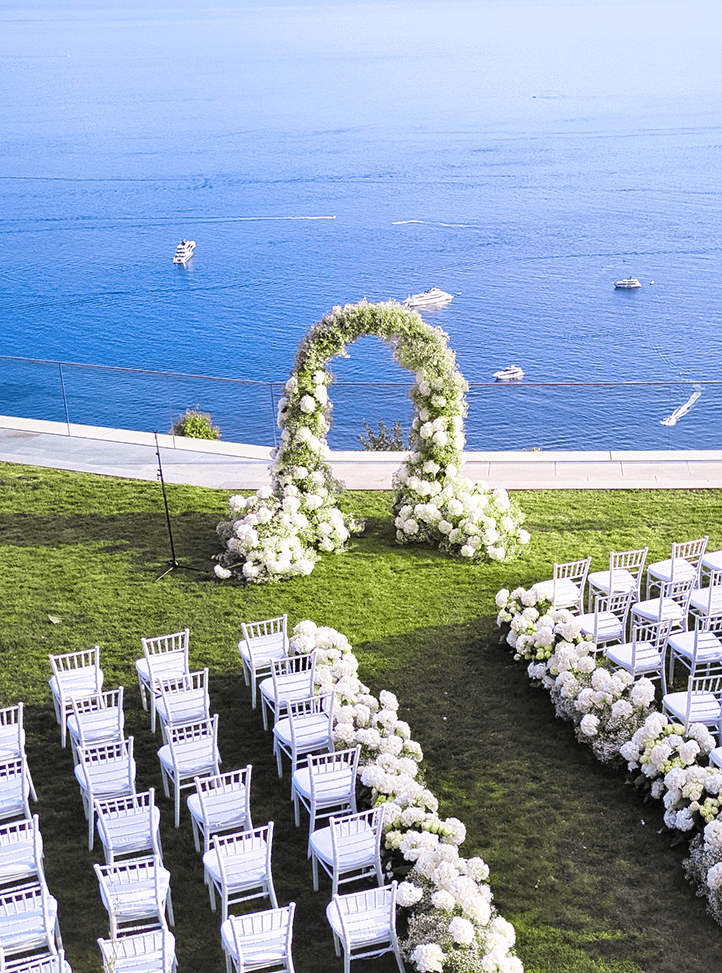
[493,365,525,382]
[614,277,641,289]
[403,287,453,310]
[173,239,196,264]
[660,389,702,427]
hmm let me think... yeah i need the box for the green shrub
[171,408,220,440]
[358,419,406,450]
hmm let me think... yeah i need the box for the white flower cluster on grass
[496,580,722,926]
[292,619,524,973]
[215,301,530,583]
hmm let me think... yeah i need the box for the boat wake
[660,387,702,427]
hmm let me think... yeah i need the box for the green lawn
[1,463,722,972]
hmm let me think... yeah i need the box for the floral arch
[215,300,529,583]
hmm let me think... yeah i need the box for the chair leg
[174,781,181,828]
[166,888,175,927]
[139,678,148,711]
[208,875,216,912]
[190,818,200,853]
[311,853,319,891]
[267,876,279,909]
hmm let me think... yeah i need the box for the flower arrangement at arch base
[215,301,529,583]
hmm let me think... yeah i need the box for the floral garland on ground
[215,301,529,583]
[291,619,523,973]
[496,584,722,924]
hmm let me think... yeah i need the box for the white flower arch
[216,300,529,583]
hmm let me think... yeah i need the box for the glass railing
[1,355,719,452]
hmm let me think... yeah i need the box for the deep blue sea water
[1,0,721,449]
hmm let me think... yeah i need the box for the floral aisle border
[215,301,529,583]
[291,620,523,973]
[496,585,722,924]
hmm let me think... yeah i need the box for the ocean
[1,0,721,450]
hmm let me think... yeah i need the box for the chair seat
[220,918,287,967]
[49,670,102,699]
[259,677,313,710]
[310,824,377,870]
[587,568,637,595]
[238,637,286,668]
[203,846,269,887]
[0,840,41,886]
[663,690,722,726]
[273,714,330,751]
[75,759,136,799]
[710,746,722,769]
[632,598,686,624]
[98,807,161,854]
[158,743,218,778]
[0,726,25,760]
[701,550,722,574]
[0,896,58,956]
[577,611,624,643]
[605,641,663,672]
[0,783,27,821]
[690,588,722,615]
[530,578,580,608]
[187,790,250,833]
[292,766,355,804]
[99,868,171,920]
[667,630,722,664]
[647,558,698,585]
[325,898,391,948]
[155,693,208,727]
[68,710,122,748]
[135,657,186,685]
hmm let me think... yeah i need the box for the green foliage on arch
[216,301,529,583]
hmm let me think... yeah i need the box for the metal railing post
[58,363,71,435]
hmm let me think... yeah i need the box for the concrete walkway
[1,415,722,491]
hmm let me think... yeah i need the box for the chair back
[94,854,166,925]
[553,557,592,609]
[331,882,398,958]
[610,547,648,589]
[157,669,210,735]
[0,880,56,956]
[95,789,160,863]
[212,822,274,886]
[671,536,709,580]
[271,654,315,693]
[0,705,25,762]
[683,664,722,728]
[70,689,124,751]
[166,716,219,773]
[0,948,69,973]
[0,815,42,886]
[307,746,360,800]
[141,630,189,680]
[0,757,30,823]
[629,618,673,666]
[287,692,335,750]
[49,647,102,696]
[195,767,252,835]
[329,806,383,864]
[241,616,288,661]
[228,902,295,973]
[592,589,634,640]
[666,575,696,609]
[98,927,175,973]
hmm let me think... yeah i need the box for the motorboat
[493,365,525,382]
[173,239,196,264]
[403,287,454,310]
[614,278,641,289]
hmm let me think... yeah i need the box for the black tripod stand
[154,432,201,582]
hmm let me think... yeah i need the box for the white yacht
[403,287,454,310]
[614,277,641,289]
[493,365,525,382]
[173,240,196,264]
